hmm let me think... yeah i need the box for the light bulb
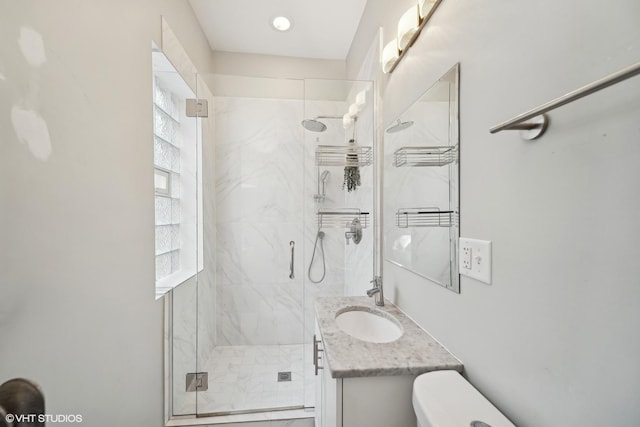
[272,16,292,32]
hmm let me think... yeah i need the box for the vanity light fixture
[382,0,443,73]
[271,15,293,32]
[419,0,437,18]
[398,5,420,51]
[382,39,400,74]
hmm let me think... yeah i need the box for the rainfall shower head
[301,119,327,132]
[386,119,414,133]
[301,115,343,133]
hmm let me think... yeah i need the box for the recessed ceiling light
[271,16,293,32]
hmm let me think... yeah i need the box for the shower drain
[277,371,291,382]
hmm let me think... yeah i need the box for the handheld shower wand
[308,230,326,283]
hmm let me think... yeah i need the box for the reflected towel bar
[490,62,640,139]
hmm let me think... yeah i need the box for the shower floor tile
[197,344,309,415]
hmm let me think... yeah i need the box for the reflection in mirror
[384,63,460,292]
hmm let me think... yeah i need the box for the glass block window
[154,77,181,282]
[152,48,202,299]
[154,168,171,196]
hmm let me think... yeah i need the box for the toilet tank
[413,371,515,427]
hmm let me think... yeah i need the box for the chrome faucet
[365,287,379,297]
[366,276,384,306]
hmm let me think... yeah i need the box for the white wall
[349,1,640,426]
[0,1,213,424]
[213,95,306,346]
[211,51,346,80]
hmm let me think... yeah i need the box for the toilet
[413,370,515,427]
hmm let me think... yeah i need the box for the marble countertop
[315,296,463,379]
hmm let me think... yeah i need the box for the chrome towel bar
[490,62,640,139]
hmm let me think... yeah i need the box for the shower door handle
[289,241,295,279]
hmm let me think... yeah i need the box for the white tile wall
[214,96,306,346]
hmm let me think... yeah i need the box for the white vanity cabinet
[313,297,462,427]
[314,320,418,427]
[314,320,340,427]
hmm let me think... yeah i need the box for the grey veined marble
[315,296,463,378]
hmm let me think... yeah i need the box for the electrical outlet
[459,238,492,284]
[462,246,472,269]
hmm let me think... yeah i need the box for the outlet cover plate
[459,238,492,284]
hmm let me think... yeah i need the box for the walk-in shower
[167,74,374,424]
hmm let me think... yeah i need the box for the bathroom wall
[0,1,214,424]
[349,1,640,426]
[213,94,306,346]
[212,92,364,346]
[211,51,346,80]
[208,75,376,348]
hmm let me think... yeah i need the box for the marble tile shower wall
[215,96,307,345]
[301,97,375,394]
[214,95,373,348]
[302,101,348,347]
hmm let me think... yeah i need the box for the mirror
[383,63,460,292]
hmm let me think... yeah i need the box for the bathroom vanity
[314,297,463,427]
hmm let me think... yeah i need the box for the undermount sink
[335,306,403,343]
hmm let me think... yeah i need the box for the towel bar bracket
[512,114,548,140]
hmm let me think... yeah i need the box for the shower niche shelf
[318,208,369,229]
[393,146,456,167]
[396,208,456,228]
[316,145,373,167]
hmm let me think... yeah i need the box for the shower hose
[307,229,326,284]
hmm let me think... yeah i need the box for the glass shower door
[195,74,307,416]
[152,46,202,419]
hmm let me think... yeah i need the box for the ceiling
[188,0,368,60]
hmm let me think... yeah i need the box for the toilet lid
[413,371,514,427]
